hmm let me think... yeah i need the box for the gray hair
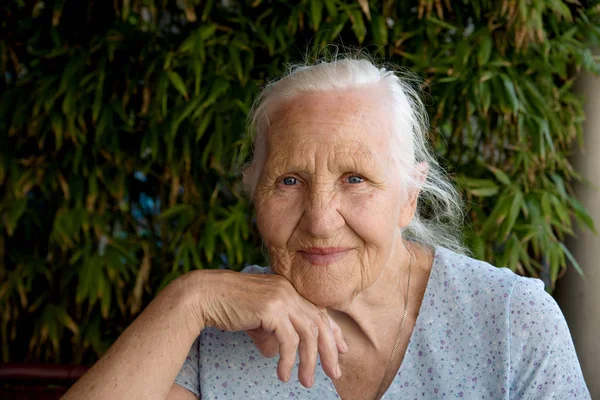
[243,55,468,255]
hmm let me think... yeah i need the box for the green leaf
[76,257,100,305]
[201,0,214,22]
[310,0,323,30]
[487,165,511,185]
[4,198,27,236]
[51,304,79,335]
[192,58,203,96]
[178,34,197,54]
[558,242,584,277]
[372,15,388,50]
[569,197,596,234]
[480,80,491,114]
[228,46,245,84]
[470,232,485,260]
[203,79,230,107]
[329,13,349,41]
[470,187,499,197]
[92,68,105,123]
[196,109,214,142]
[198,23,217,41]
[500,190,523,239]
[455,176,499,190]
[167,71,189,100]
[478,36,492,66]
[348,9,366,44]
[550,194,570,226]
[203,218,216,263]
[500,73,519,113]
[323,0,338,17]
[189,243,203,270]
[159,204,195,220]
[480,193,513,236]
[98,274,112,319]
[173,95,204,135]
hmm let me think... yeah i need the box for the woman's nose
[300,186,344,238]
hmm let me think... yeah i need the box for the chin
[295,281,353,309]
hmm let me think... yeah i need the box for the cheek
[342,191,400,241]
[255,194,303,246]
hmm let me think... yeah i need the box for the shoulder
[506,271,590,397]
[431,246,527,298]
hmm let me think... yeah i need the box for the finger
[315,309,342,380]
[295,320,319,388]
[272,318,299,383]
[246,328,279,358]
[326,313,348,354]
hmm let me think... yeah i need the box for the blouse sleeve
[508,277,590,399]
[174,334,201,398]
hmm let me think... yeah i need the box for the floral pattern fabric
[175,247,590,399]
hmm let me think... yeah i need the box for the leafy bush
[0,0,598,364]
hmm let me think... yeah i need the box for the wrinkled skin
[222,87,425,390]
[62,87,427,400]
[253,88,418,310]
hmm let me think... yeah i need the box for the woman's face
[253,88,417,309]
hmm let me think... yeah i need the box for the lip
[298,247,350,266]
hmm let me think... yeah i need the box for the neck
[328,240,425,352]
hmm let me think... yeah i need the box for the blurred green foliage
[0,0,598,364]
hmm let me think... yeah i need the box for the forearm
[63,272,205,400]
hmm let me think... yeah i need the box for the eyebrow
[264,147,381,177]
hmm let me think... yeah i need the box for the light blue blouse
[175,247,590,399]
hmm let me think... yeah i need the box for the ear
[398,162,429,228]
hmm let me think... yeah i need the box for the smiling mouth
[298,247,350,266]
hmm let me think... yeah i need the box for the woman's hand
[197,270,348,388]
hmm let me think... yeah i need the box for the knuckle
[318,310,330,324]
[330,322,341,334]
[290,333,300,347]
[264,297,285,315]
[308,322,319,338]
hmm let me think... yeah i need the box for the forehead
[265,89,395,163]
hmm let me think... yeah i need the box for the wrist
[160,270,210,339]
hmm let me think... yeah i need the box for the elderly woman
[64,57,589,399]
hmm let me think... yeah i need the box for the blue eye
[282,177,297,186]
[347,175,364,184]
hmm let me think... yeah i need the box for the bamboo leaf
[167,71,189,100]
[487,165,511,186]
[196,109,214,142]
[310,0,323,30]
[357,0,371,20]
[559,242,584,277]
[470,187,499,197]
[348,9,366,44]
[500,190,523,240]
[159,204,194,220]
[228,46,244,84]
[323,0,338,17]
[4,198,27,236]
[92,68,105,123]
[478,36,492,66]
[500,73,520,113]
[372,15,388,49]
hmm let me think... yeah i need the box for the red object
[0,363,88,400]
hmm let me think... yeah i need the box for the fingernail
[284,372,291,382]
[342,341,349,353]
[335,365,342,378]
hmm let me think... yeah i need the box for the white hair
[243,55,468,254]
